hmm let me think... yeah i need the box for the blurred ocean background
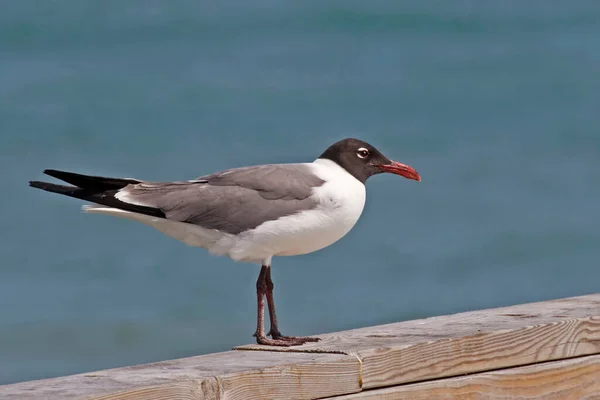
[1,0,599,385]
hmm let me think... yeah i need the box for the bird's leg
[253,265,302,346]
[264,266,320,344]
[252,265,268,342]
[264,266,280,337]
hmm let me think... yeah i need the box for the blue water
[1,1,599,385]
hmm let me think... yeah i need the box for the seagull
[29,138,421,346]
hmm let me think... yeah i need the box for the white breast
[225,158,366,264]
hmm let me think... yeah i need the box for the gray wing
[119,164,325,235]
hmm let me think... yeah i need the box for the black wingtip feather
[29,175,166,219]
[42,169,70,180]
[29,180,80,195]
[40,169,140,191]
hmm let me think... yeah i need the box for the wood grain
[0,351,360,400]
[360,316,600,389]
[2,294,600,400]
[89,380,218,400]
[217,357,360,400]
[325,354,600,400]
[90,356,361,400]
[236,294,600,389]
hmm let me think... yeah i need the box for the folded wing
[31,164,325,235]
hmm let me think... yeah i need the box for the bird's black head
[318,138,421,184]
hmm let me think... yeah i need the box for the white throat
[312,158,364,186]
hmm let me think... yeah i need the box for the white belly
[224,159,366,263]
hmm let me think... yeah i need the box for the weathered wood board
[326,354,600,400]
[237,293,600,389]
[0,351,361,400]
[1,294,599,399]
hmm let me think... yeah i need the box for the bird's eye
[357,148,370,159]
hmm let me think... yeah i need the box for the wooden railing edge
[1,293,599,399]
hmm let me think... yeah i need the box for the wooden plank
[0,351,361,400]
[324,354,600,400]
[2,294,600,399]
[236,294,600,389]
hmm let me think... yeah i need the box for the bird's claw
[253,331,321,346]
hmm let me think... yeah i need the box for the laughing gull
[29,138,421,346]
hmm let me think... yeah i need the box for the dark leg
[252,265,268,341]
[264,266,320,344]
[253,265,300,346]
[265,269,280,337]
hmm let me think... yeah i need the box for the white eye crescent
[357,147,370,159]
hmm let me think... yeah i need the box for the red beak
[377,160,421,182]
